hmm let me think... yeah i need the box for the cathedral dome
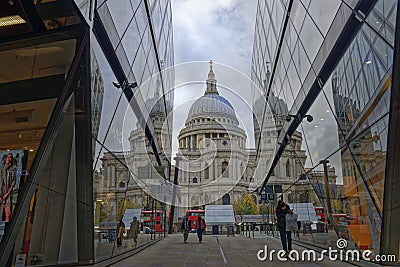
[185,61,238,124]
[186,94,238,123]
[269,93,288,115]
[146,96,172,118]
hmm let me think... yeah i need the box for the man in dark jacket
[196,215,206,243]
[276,199,292,254]
[181,215,191,243]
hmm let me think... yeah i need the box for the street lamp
[188,177,198,209]
[112,81,137,90]
[285,114,313,122]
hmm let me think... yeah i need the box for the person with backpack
[276,199,293,255]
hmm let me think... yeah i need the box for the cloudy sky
[169,0,258,157]
[171,0,257,75]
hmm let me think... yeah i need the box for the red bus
[315,207,327,223]
[141,210,163,232]
[186,209,205,230]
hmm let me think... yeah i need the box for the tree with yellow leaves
[116,199,139,221]
[233,193,258,215]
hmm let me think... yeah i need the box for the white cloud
[171,0,257,75]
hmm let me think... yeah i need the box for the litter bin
[212,225,219,235]
[303,222,311,234]
[236,224,241,234]
[316,222,325,233]
[227,225,234,236]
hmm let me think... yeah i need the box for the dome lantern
[205,60,218,95]
[185,61,239,125]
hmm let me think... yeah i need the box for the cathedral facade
[174,62,254,217]
[97,62,317,223]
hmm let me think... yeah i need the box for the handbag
[285,212,298,231]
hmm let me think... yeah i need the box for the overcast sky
[170,0,258,158]
[171,0,257,75]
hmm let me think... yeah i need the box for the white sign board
[15,254,26,267]
[123,208,142,230]
[236,215,265,223]
[205,205,235,225]
[287,203,318,222]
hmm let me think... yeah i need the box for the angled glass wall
[92,0,175,263]
[252,0,399,263]
[0,0,174,266]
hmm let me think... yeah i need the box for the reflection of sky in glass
[293,75,346,184]
[307,0,341,37]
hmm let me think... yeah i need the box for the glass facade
[252,0,399,262]
[0,0,174,266]
[92,0,174,263]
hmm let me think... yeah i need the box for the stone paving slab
[109,233,361,267]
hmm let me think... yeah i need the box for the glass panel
[340,145,381,253]
[107,0,134,38]
[291,1,306,35]
[92,71,161,262]
[299,14,324,63]
[135,2,148,38]
[308,0,341,37]
[122,19,141,66]
[348,115,388,216]
[300,84,341,168]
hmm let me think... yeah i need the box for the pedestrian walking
[180,215,191,243]
[128,216,139,247]
[276,199,292,255]
[196,215,206,243]
[116,219,126,247]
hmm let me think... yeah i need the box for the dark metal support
[74,40,94,263]
[168,157,181,234]
[380,0,400,261]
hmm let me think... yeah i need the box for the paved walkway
[109,233,358,267]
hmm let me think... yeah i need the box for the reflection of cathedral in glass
[91,53,104,159]
[252,76,312,204]
[97,82,173,221]
[332,65,386,252]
